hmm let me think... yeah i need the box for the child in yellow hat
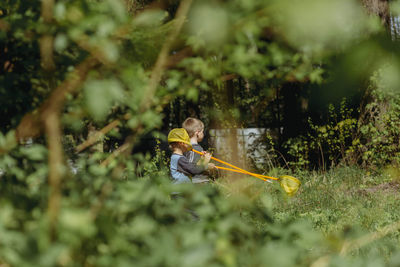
[168,128,214,184]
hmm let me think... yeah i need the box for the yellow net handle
[215,166,268,182]
[192,149,278,181]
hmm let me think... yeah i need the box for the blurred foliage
[2,0,400,266]
[0,145,322,266]
[350,67,400,168]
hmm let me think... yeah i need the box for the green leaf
[60,209,97,237]
[20,144,47,161]
[84,79,124,121]
[133,10,168,27]
[188,3,229,47]
[186,87,199,102]
[54,34,68,52]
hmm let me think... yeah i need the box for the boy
[182,117,213,183]
[168,128,214,184]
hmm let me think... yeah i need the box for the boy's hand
[202,151,212,162]
[207,163,216,170]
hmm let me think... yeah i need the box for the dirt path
[359,181,400,195]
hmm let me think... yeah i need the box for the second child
[182,117,214,183]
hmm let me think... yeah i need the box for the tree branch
[139,0,193,113]
[75,113,131,153]
[15,57,99,141]
[44,112,63,240]
[40,0,55,71]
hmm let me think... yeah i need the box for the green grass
[263,166,400,260]
[269,167,400,232]
[217,166,400,261]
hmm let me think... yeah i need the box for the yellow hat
[168,128,192,149]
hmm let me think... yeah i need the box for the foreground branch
[13,56,98,238]
[16,57,99,141]
[43,112,63,240]
[121,0,193,157]
[139,0,193,112]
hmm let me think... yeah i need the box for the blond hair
[182,117,204,137]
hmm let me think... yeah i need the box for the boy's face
[196,129,204,142]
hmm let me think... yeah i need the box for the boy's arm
[184,144,203,163]
[185,150,196,163]
[177,156,207,175]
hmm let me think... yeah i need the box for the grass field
[217,166,400,262]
